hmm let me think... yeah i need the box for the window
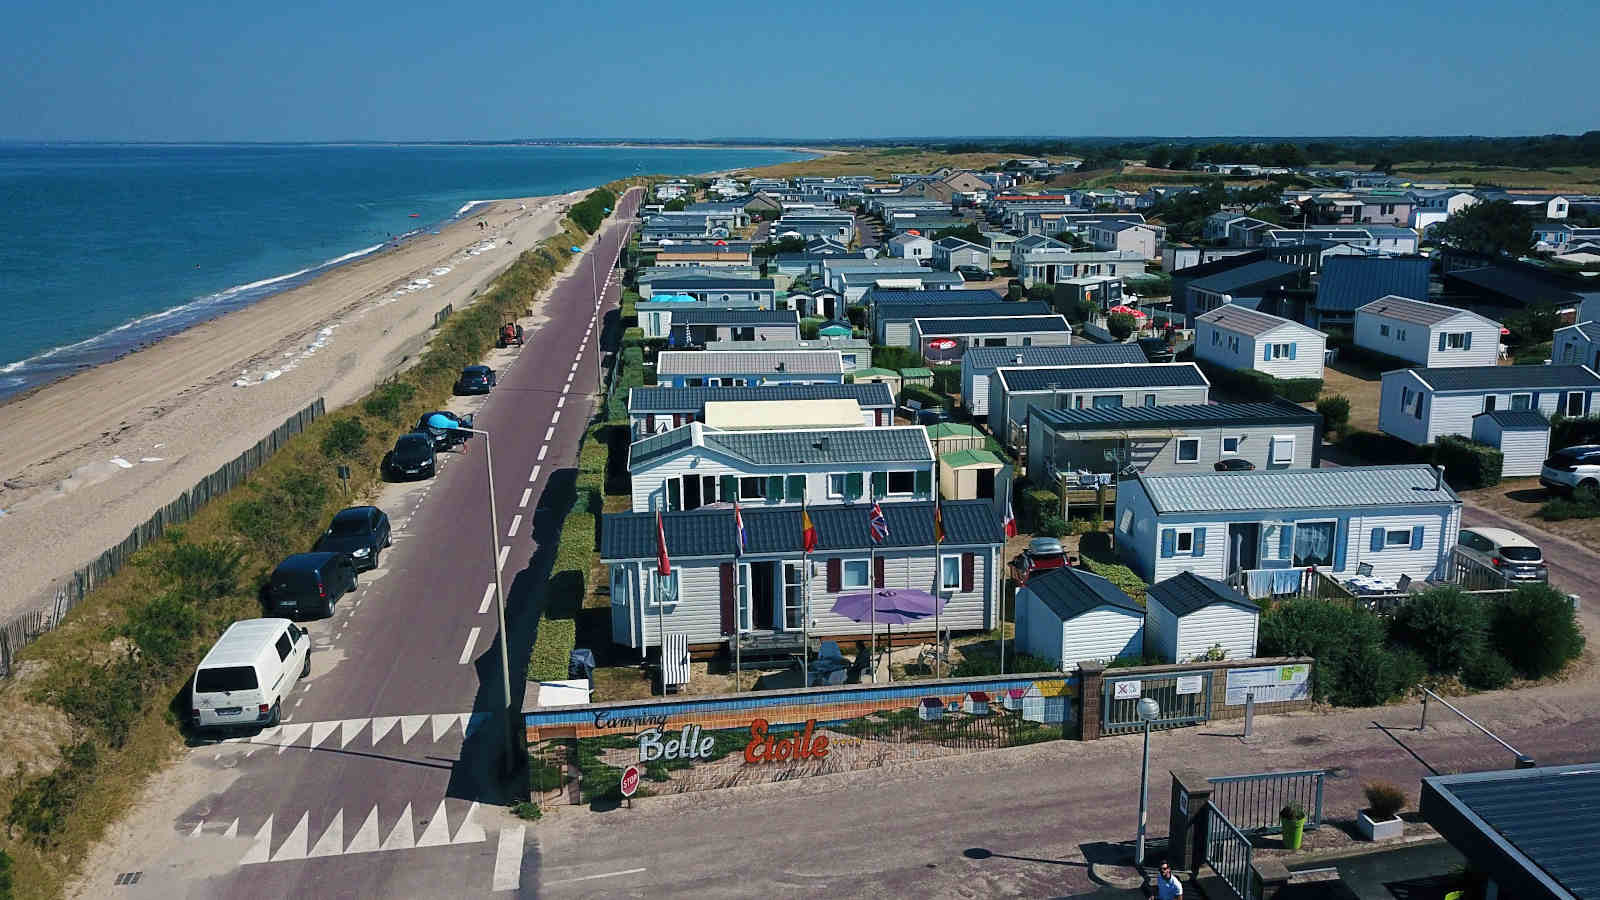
[739,477,765,500]
[1212,331,1221,346]
[841,353,857,367]
[1176,531,1194,553]
[1379,324,1390,337]
[1397,328,1407,341]
[1271,436,1295,465]
[1176,438,1200,463]
[1144,393,1157,408]
[887,470,916,495]
[1222,436,1241,454]
[1092,395,1123,409]
[1292,521,1336,567]
[1483,395,1497,413]
[1401,386,1413,408]
[842,559,869,589]
[1567,391,1585,417]
[1446,332,1466,350]
[940,555,962,591]
[827,473,847,499]
[784,562,805,629]
[666,479,682,511]
[1385,529,1412,547]
[1511,393,1532,411]
[1229,336,1240,353]
[1118,508,1134,533]
[274,633,293,662]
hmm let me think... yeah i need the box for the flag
[933,500,945,545]
[733,502,747,557]
[868,502,889,544]
[1002,497,1018,538]
[801,502,817,553]
[655,509,672,576]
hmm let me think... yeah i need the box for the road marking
[537,445,548,461]
[370,716,399,743]
[381,803,415,851]
[308,810,343,858]
[459,627,481,664]
[190,819,204,837]
[528,464,541,482]
[561,383,570,395]
[400,715,428,743]
[480,583,496,614]
[224,819,239,839]
[556,395,565,408]
[346,807,381,854]
[454,803,485,844]
[497,544,510,570]
[569,362,578,373]
[239,815,273,865]
[544,426,555,441]
[508,514,522,537]
[276,723,309,753]
[311,721,338,749]
[493,825,526,892]
[544,868,648,887]
[416,799,452,847]
[550,410,560,423]
[566,371,574,384]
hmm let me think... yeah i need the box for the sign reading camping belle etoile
[635,719,832,766]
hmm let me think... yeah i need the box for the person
[1150,861,1182,899]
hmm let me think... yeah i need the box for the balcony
[1225,548,1517,611]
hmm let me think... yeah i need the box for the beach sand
[0,190,587,620]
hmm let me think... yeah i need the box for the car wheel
[321,597,334,617]
[348,571,359,592]
[1581,479,1598,493]
[370,548,381,569]
[301,650,311,678]
[267,702,281,727]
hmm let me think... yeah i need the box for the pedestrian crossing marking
[218,712,491,755]
[271,812,309,862]
[399,715,428,743]
[308,810,343,859]
[415,800,451,848]
[381,803,415,851]
[339,718,366,748]
[276,723,309,753]
[310,721,339,750]
[370,715,399,744]
[223,819,238,839]
[232,801,498,866]
[346,808,381,855]
[240,815,272,865]
[431,713,456,742]
[453,803,485,845]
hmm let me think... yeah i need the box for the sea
[0,143,809,399]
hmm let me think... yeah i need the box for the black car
[955,264,991,281]
[385,432,437,479]
[268,552,357,618]
[454,365,496,395]
[1214,458,1255,472]
[313,506,392,571]
[915,406,951,425]
[415,411,473,451]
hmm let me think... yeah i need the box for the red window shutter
[827,558,842,593]
[673,414,683,427]
[645,414,656,432]
[961,553,975,592]
[875,408,883,426]
[719,563,735,635]
[874,556,886,588]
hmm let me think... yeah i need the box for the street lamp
[1136,696,1161,868]
[449,424,519,774]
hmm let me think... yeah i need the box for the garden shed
[900,367,935,390]
[962,691,991,715]
[1021,680,1074,724]
[819,319,853,338]
[927,422,986,455]
[939,449,1006,500]
[1469,410,1550,478]
[853,367,903,395]
[1014,566,1145,671]
[1144,571,1260,663]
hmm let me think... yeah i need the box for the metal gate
[1205,805,1260,900]
[1208,768,1326,834]
[1099,670,1212,735]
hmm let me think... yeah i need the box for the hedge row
[1551,413,1600,451]
[1196,360,1322,403]
[1339,429,1428,464]
[569,188,618,235]
[1434,435,1503,489]
[1016,484,1059,531]
[900,385,950,410]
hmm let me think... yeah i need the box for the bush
[1107,313,1138,341]
[1017,485,1060,530]
[871,345,925,370]
[31,655,149,748]
[1460,647,1516,691]
[6,741,98,848]
[1277,377,1324,403]
[1316,395,1351,433]
[622,326,645,348]
[0,846,11,898]
[900,385,950,410]
[799,318,821,339]
[931,365,961,395]
[1539,495,1600,520]
[1489,583,1584,679]
[1390,587,1487,675]
[1340,429,1427,464]
[1036,516,1068,538]
[363,380,417,421]
[123,592,205,671]
[1005,282,1024,301]
[155,539,245,600]
[1026,284,1054,302]
[1550,413,1600,451]
[569,188,617,234]
[1078,556,1147,605]
[1260,599,1421,706]
[1195,360,1320,403]
[511,801,543,821]
[1434,435,1502,489]
[319,417,367,458]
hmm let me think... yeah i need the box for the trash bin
[568,649,597,683]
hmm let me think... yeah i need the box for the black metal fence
[0,399,326,678]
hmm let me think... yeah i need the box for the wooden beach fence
[0,399,326,678]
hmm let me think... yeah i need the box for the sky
[2,0,1594,142]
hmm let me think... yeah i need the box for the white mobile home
[1354,295,1502,368]
[654,349,845,388]
[960,343,1146,420]
[1195,305,1326,381]
[1378,365,1600,446]
[626,382,897,440]
[911,315,1072,365]
[1553,322,1600,370]
[1145,572,1259,663]
[1014,567,1146,672]
[988,363,1211,443]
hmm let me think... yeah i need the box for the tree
[1144,145,1172,169]
[663,197,688,212]
[1435,200,1534,258]
[1107,313,1138,340]
[1169,145,1197,170]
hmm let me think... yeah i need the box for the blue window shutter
[1463,332,1472,350]
[1333,517,1349,571]
[1161,529,1176,558]
[1438,333,1447,352]
[1279,525,1293,559]
[1192,527,1205,557]
[1289,343,1297,360]
[1262,343,1271,362]
[1411,525,1424,550]
[1370,528,1385,552]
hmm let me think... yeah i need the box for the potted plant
[1280,802,1308,850]
[1358,781,1407,841]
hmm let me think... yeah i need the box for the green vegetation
[1107,312,1138,341]
[1489,583,1585,680]
[1315,395,1351,436]
[1433,435,1503,490]
[1539,487,1600,521]
[1434,200,1534,258]
[1196,360,1321,403]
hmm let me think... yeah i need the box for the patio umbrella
[831,590,947,681]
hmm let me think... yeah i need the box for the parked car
[1214,458,1255,472]
[1540,444,1600,495]
[415,411,473,451]
[190,618,310,731]
[266,552,357,619]
[454,365,497,395]
[1138,336,1176,363]
[955,264,991,281]
[1009,537,1068,585]
[384,432,437,479]
[1456,527,1548,582]
[314,506,392,571]
[915,406,951,425]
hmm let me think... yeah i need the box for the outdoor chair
[1357,562,1374,577]
[1396,574,1414,593]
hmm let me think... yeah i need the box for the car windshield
[1499,546,1541,562]
[330,514,370,535]
[196,666,258,693]
[397,435,429,451]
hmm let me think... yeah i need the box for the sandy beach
[0,190,587,621]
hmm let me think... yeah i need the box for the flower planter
[1280,813,1307,850]
[1357,809,1404,841]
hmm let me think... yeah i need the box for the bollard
[1243,691,1255,742]
[1515,754,1536,769]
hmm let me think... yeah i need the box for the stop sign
[620,764,641,798]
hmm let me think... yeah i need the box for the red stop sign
[620,764,641,798]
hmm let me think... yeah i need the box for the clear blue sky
[3,0,1593,142]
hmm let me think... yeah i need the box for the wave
[454,198,517,219]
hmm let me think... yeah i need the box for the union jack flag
[868,502,889,543]
[733,502,747,557]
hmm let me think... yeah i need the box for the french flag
[1003,498,1018,538]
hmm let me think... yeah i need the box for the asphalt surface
[85,188,642,899]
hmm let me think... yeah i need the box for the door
[1227,523,1259,575]
[976,467,996,499]
[750,562,778,631]
[683,476,702,510]
[610,566,634,646]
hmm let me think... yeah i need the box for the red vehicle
[498,322,524,348]
[1009,537,1069,585]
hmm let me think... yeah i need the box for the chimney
[1014,353,1024,365]
[818,436,831,453]
[1433,464,1444,491]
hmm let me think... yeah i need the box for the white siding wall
[1114,479,1161,581]
[1059,607,1145,671]
[1553,329,1598,368]
[882,321,915,347]
[992,385,1212,436]
[1014,589,1064,665]
[632,447,934,512]
[1173,605,1258,663]
[1197,322,1325,379]
[1140,423,1318,473]
[1422,390,1594,444]
[1355,312,1499,368]
[1473,418,1551,478]
[1378,371,1431,445]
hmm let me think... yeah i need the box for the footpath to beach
[0,190,585,622]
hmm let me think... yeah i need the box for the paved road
[82,188,643,899]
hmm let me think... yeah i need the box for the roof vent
[1014,353,1024,365]
[776,361,786,372]
[817,436,831,452]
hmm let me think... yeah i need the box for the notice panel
[1224,664,1309,706]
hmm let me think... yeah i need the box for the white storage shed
[1144,572,1260,664]
[1014,566,1145,672]
[1470,410,1551,478]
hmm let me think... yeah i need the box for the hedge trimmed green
[900,385,949,410]
[1434,435,1502,489]
[1194,360,1321,403]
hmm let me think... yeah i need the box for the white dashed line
[566,372,574,384]
[537,445,548,461]
[544,426,555,441]
[556,396,565,408]
[497,545,510,570]
[561,383,571,395]
[551,411,560,423]
[570,362,578,373]
[528,464,541,482]
[544,868,647,887]
[458,627,481,665]
[479,583,495,615]
[519,487,532,507]
[507,514,522,538]
[493,826,527,891]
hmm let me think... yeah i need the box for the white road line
[551,411,560,423]
[556,396,565,408]
[497,545,510,571]
[566,371,574,384]
[543,868,648,887]
[544,426,555,441]
[493,826,526,892]
[507,514,522,537]
[528,464,541,482]
[537,445,548,461]
[570,362,578,373]
[561,383,571,395]
[519,487,532,507]
[480,583,496,615]
[459,627,481,665]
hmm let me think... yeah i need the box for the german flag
[933,500,945,545]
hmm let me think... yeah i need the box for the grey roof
[1196,304,1312,337]
[1314,256,1434,313]
[601,499,1003,560]
[1148,571,1258,618]
[656,349,842,376]
[880,302,1050,323]
[1031,399,1319,431]
[631,423,932,469]
[667,309,798,326]
[1024,567,1144,620]
[1405,365,1600,392]
[915,315,1071,335]
[1135,464,1459,514]
[647,276,775,290]
[963,343,1147,372]
[1189,260,1303,295]
[933,236,984,250]
[1357,294,1484,327]
[840,270,965,286]
[869,289,1006,306]
[703,337,869,352]
[887,232,931,246]
[1443,265,1587,307]
[997,363,1209,393]
[628,383,894,414]
[1422,764,1600,899]
[1473,409,1550,429]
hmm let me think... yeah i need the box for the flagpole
[802,502,810,688]
[934,498,942,680]
[869,539,876,683]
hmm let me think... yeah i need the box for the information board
[1224,664,1309,706]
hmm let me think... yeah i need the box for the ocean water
[0,143,808,399]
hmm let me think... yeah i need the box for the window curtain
[1293,522,1335,567]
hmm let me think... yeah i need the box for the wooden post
[1096,482,1106,525]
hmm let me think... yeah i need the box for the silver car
[1457,527,1547,581]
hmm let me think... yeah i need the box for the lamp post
[1136,696,1161,868]
[450,424,518,774]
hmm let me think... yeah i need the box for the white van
[190,618,311,730]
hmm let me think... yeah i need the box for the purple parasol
[831,589,946,625]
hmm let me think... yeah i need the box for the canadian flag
[1002,498,1018,538]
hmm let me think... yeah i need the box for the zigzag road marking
[234,801,492,866]
[216,713,489,753]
